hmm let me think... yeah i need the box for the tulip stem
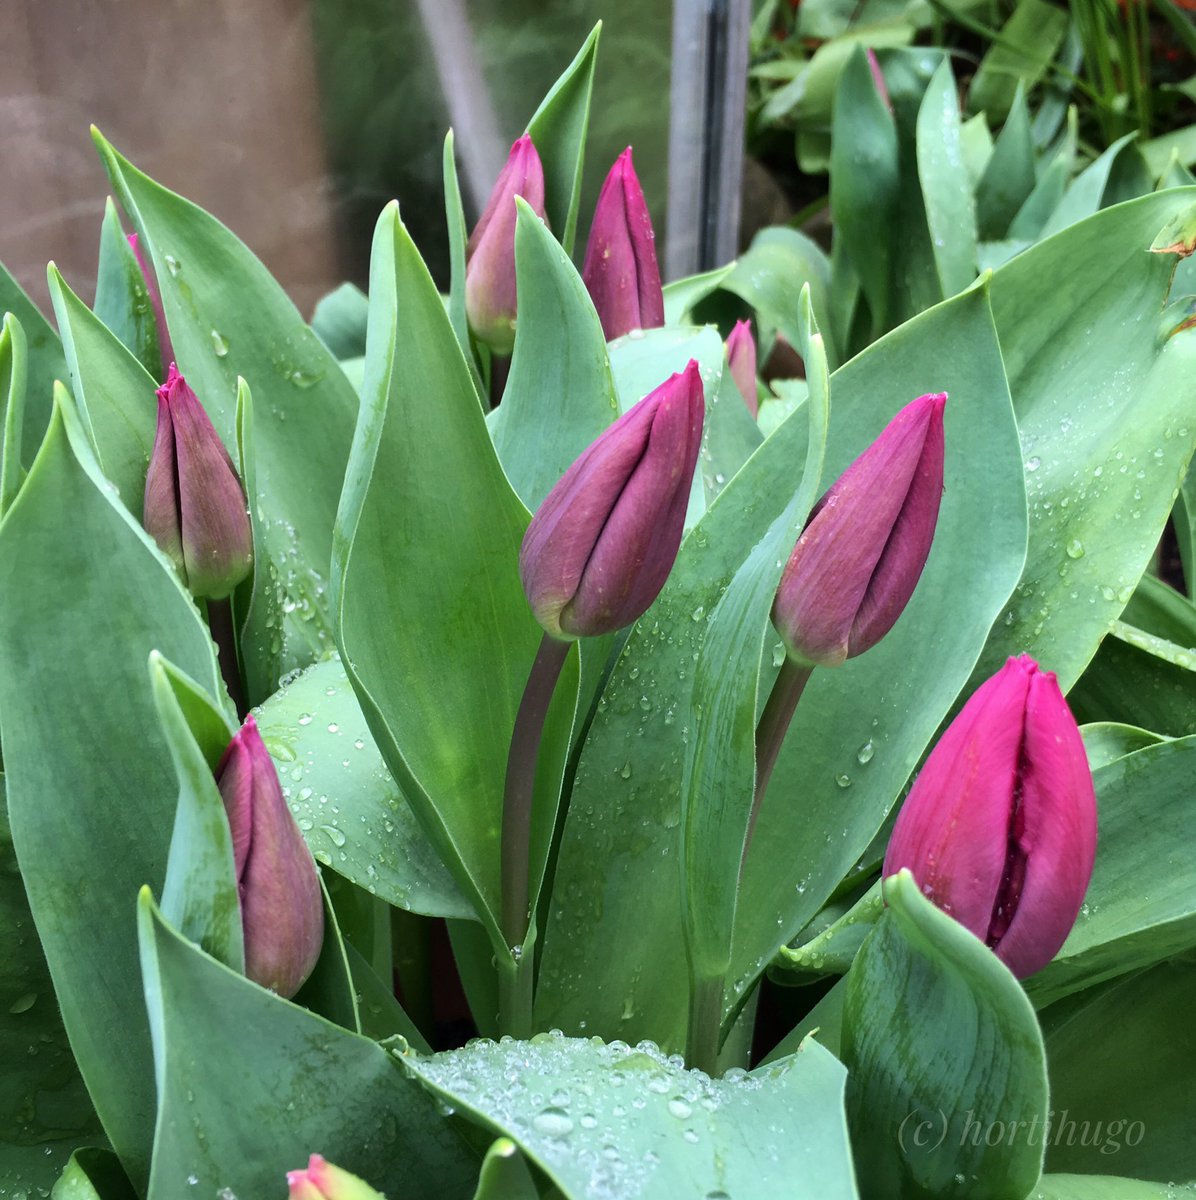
[742,659,813,872]
[499,633,570,1032]
[204,597,248,718]
[686,974,725,1076]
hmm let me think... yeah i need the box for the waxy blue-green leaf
[333,203,576,952]
[539,283,1024,1050]
[662,264,736,326]
[293,878,360,1033]
[1031,1177,1189,1200]
[0,393,223,1187]
[1040,960,1196,1180]
[967,0,1068,122]
[135,891,474,1199]
[46,265,157,521]
[0,260,63,462]
[1008,113,1076,241]
[917,60,978,297]
[253,655,470,919]
[1040,133,1141,239]
[1079,721,1168,769]
[93,197,163,380]
[0,313,27,517]
[443,130,478,385]
[92,130,354,700]
[525,23,601,255]
[973,190,1196,691]
[1026,736,1196,1008]
[50,1147,136,1200]
[401,1033,857,1200]
[491,201,617,511]
[977,84,1036,240]
[842,871,1048,1200]
[312,282,369,362]
[471,1140,538,1200]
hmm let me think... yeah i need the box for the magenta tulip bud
[287,1155,384,1200]
[581,147,665,341]
[216,715,324,997]
[883,655,1098,978]
[725,320,758,417]
[465,134,546,354]
[143,364,253,599]
[127,232,174,366]
[772,392,946,668]
[520,361,705,639]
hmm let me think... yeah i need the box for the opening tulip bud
[287,1155,385,1200]
[217,715,324,997]
[143,364,253,599]
[465,134,546,354]
[772,392,946,667]
[883,655,1098,978]
[581,147,665,341]
[725,320,758,417]
[520,360,705,639]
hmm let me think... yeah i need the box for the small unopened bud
[287,1155,385,1200]
[725,320,758,416]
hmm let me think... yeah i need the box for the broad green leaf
[471,1140,538,1200]
[1040,133,1140,239]
[699,354,764,507]
[968,0,1068,123]
[93,131,354,700]
[1040,960,1196,1179]
[0,395,223,1186]
[1123,571,1196,644]
[1079,721,1168,770]
[491,201,618,511]
[0,260,63,462]
[960,111,994,187]
[46,265,157,521]
[662,265,736,326]
[525,23,601,254]
[135,891,475,1199]
[93,197,162,380]
[50,1148,136,1200]
[539,284,1025,1050]
[917,60,979,296]
[311,282,369,361]
[977,84,1036,240]
[1026,736,1196,1008]
[333,204,576,952]
[150,654,240,971]
[1031,1177,1187,1200]
[1177,474,1196,600]
[253,655,471,919]
[1142,121,1196,176]
[401,1032,857,1200]
[973,190,1196,692]
[443,130,478,386]
[1,312,27,517]
[842,872,1048,1200]
[1008,112,1076,240]
[293,878,360,1033]
[344,940,429,1051]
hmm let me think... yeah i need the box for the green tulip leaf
[1031,1177,1188,1200]
[699,353,764,507]
[442,131,482,396]
[92,130,356,703]
[1,312,27,517]
[0,393,224,1186]
[343,940,429,1052]
[135,891,475,1199]
[471,1139,539,1200]
[1040,134,1141,240]
[92,198,163,380]
[491,200,618,511]
[977,84,1036,241]
[46,265,158,522]
[662,264,736,326]
[400,1032,856,1200]
[0,260,63,462]
[311,282,369,362]
[292,877,360,1033]
[968,0,1068,123]
[333,203,577,951]
[842,870,1049,1200]
[50,1148,136,1200]
[253,655,470,920]
[1079,722,1168,770]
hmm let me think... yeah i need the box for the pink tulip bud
[865,48,893,115]
[772,392,946,667]
[465,134,546,354]
[217,715,324,997]
[127,232,174,367]
[883,655,1098,978]
[143,364,253,599]
[725,320,758,417]
[581,147,665,341]
[520,361,705,639]
[287,1155,384,1200]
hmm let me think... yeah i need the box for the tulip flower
[581,147,665,341]
[143,364,253,599]
[883,654,1098,978]
[725,320,758,416]
[520,360,705,639]
[465,134,546,354]
[217,715,324,997]
[773,392,946,668]
[127,231,173,367]
[287,1155,385,1200]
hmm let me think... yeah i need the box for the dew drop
[1065,539,1085,559]
[210,329,229,357]
[532,1107,574,1137]
[856,740,874,764]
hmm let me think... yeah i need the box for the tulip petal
[726,320,758,417]
[143,393,184,573]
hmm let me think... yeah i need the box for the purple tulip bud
[581,147,665,341]
[772,392,946,667]
[216,715,324,997]
[465,134,546,354]
[725,320,758,417]
[287,1155,383,1200]
[520,361,705,639]
[143,364,253,599]
[127,232,174,367]
[883,655,1098,978]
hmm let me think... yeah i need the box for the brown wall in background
[1,0,342,319]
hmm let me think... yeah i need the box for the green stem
[497,944,535,1040]
[742,657,813,871]
[206,596,247,718]
[499,633,570,1034]
[686,974,726,1076]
